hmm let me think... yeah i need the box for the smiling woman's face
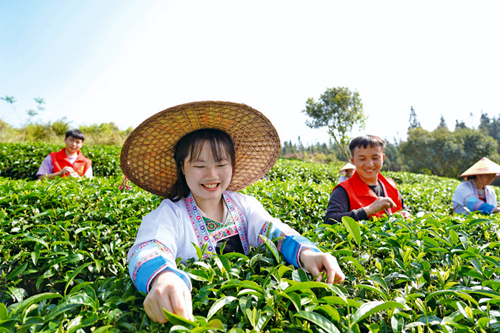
[182,140,233,208]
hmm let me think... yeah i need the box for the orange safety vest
[336,172,402,218]
[50,149,92,177]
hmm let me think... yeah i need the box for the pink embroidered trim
[210,225,239,243]
[297,244,304,269]
[119,176,133,191]
[258,221,273,246]
[130,240,174,285]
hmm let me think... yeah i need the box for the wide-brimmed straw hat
[339,162,356,175]
[120,101,281,197]
[460,157,500,177]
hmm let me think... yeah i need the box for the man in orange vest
[324,135,410,223]
[36,129,93,180]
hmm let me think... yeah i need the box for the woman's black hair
[167,128,235,201]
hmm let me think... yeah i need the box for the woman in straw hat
[121,101,345,323]
[452,157,500,214]
[338,162,356,183]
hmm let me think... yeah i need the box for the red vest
[50,149,92,177]
[336,172,402,218]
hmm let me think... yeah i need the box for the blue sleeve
[465,196,495,214]
[128,240,191,293]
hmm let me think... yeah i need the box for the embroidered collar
[184,192,249,258]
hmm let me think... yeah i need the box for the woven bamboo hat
[120,101,281,197]
[460,157,500,177]
[339,162,356,175]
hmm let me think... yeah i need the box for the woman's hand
[299,249,345,284]
[144,270,194,323]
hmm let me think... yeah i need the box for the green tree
[479,113,500,142]
[455,119,467,130]
[401,127,498,178]
[408,106,421,129]
[314,153,326,163]
[437,115,448,130]
[383,138,406,172]
[302,87,365,160]
[0,96,16,104]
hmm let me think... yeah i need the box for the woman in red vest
[324,135,410,223]
[36,129,92,180]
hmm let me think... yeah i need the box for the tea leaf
[207,296,237,320]
[64,262,92,296]
[350,301,404,325]
[342,216,361,246]
[294,311,341,333]
[258,235,281,264]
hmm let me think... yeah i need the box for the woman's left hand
[299,249,345,284]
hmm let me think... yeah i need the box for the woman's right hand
[144,270,194,323]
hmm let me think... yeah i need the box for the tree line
[390,108,500,179]
[3,93,500,181]
[1,95,132,145]
[298,87,500,181]
[290,106,500,182]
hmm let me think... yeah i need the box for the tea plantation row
[1,158,500,332]
[0,143,121,179]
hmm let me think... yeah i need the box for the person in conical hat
[338,162,356,183]
[122,101,345,323]
[452,157,500,214]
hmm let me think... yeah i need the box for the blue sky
[1,1,499,146]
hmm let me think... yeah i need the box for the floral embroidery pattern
[204,218,225,232]
[210,225,239,243]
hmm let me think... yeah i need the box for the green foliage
[401,127,500,178]
[0,120,19,143]
[78,122,133,146]
[383,139,407,172]
[1,160,500,332]
[302,87,366,160]
[0,97,131,145]
[0,142,122,179]
[408,106,421,129]
[479,112,500,150]
[385,171,461,214]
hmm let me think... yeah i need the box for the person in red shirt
[36,129,92,180]
[324,135,410,223]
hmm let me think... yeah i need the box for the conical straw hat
[120,101,281,197]
[339,162,356,175]
[460,157,500,177]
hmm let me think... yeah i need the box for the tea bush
[0,143,122,179]
[1,160,500,332]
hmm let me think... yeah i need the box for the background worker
[452,157,500,214]
[36,129,92,179]
[324,135,410,223]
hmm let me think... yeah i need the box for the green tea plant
[0,143,122,179]
[1,159,500,332]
